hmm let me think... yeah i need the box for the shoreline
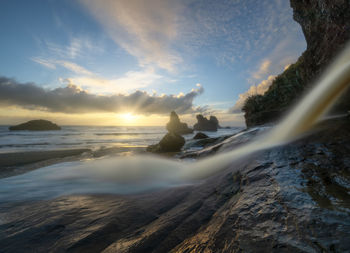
[0,146,146,179]
[1,117,349,251]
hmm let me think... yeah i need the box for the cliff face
[243,0,350,127]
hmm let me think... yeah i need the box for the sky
[0,0,306,126]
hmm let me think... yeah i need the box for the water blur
[1,44,350,201]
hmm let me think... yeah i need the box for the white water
[1,45,350,201]
[186,44,350,180]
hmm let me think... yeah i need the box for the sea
[0,125,243,154]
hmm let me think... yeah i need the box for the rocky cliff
[243,0,350,127]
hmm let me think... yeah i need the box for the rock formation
[166,111,193,135]
[243,0,350,127]
[193,115,219,131]
[146,132,185,153]
[147,112,187,153]
[193,132,209,139]
[2,117,349,252]
[9,120,61,131]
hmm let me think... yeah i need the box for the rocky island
[193,114,219,131]
[9,119,61,131]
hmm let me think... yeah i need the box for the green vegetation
[242,57,305,126]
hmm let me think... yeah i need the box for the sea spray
[1,45,350,201]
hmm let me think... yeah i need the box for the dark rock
[2,118,350,252]
[147,132,185,153]
[193,132,209,139]
[166,111,193,135]
[243,0,350,127]
[193,115,219,131]
[9,120,61,131]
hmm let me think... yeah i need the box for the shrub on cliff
[242,60,304,126]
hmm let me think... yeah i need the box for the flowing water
[1,45,350,202]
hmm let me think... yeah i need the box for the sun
[120,113,138,123]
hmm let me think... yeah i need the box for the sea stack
[147,112,187,153]
[9,120,61,131]
[193,115,219,132]
[166,111,193,135]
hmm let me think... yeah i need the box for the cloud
[32,58,93,76]
[32,58,56,69]
[252,60,271,80]
[34,57,162,94]
[56,61,93,76]
[43,37,103,59]
[0,76,204,115]
[229,75,276,113]
[178,0,305,68]
[248,34,305,84]
[80,0,183,72]
[64,68,162,94]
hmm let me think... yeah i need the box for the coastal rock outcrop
[193,115,219,131]
[146,132,185,153]
[9,120,61,131]
[166,111,193,135]
[243,0,350,127]
[193,132,209,139]
[2,117,349,252]
[147,112,187,153]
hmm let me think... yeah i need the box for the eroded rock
[146,132,185,153]
[166,111,193,135]
[193,115,219,132]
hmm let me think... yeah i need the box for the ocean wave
[0,143,52,148]
[94,132,162,136]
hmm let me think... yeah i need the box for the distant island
[9,119,61,131]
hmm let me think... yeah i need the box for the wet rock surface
[1,118,349,252]
[147,132,185,153]
[193,132,209,139]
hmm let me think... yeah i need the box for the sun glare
[120,113,138,123]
